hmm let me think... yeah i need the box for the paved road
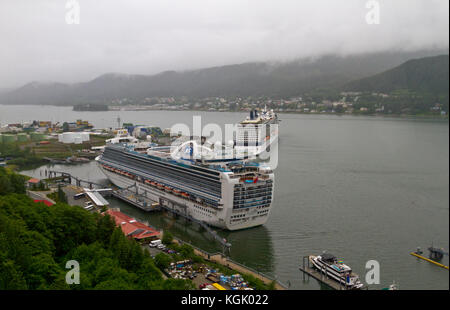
[26,190,56,204]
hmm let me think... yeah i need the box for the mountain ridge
[343,54,449,94]
[0,49,447,105]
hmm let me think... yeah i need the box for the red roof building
[105,209,160,240]
[27,178,44,189]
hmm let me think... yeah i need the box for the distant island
[73,104,109,111]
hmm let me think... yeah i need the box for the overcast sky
[0,0,448,88]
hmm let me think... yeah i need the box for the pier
[299,256,367,290]
[111,184,161,212]
[45,170,105,189]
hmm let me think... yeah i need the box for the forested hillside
[0,167,194,290]
[344,55,449,95]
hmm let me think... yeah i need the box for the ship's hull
[98,163,271,231]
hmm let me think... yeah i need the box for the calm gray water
[7,105,448,290]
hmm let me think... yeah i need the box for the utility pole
[117,116,121,129]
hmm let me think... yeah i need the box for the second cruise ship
[235,106,279,157]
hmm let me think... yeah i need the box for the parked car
[74,193,85,200]
[149,239,162,247]
[157,244,166,250]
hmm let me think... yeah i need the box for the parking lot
[62,185,101,212]
[141,241,255,290]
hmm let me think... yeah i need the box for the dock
[410,252,449,270]
[111,184,160,212]
[299,256,367,290]
[45,170,105,189]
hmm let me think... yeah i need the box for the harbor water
[6,105,448,290]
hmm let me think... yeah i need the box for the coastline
[1,103,448,121]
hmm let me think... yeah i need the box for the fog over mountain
[0,0,448,90]
[344,55,449,95]
[0,49,447,105]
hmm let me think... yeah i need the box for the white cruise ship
[235,106,279,157]
[96,140,275,231]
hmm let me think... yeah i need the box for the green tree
[162,231,173,245]
[178,244,195,259]
[0,174,12,195]
[0,258,28,289]
[57,185,67,203]
[154,253,172,270]
[0,174,196,290]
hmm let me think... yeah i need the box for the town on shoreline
[68,90,448,117]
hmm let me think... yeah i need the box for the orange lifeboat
[181,192,189,198]
[173,189,181,196]
[164,186,172,192]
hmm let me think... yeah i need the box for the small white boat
[310,253,364,289]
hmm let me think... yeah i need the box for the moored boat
[309,253,364,289]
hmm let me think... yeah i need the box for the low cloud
[0,0,448,88]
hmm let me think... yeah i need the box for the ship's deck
[118,142,266,174]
